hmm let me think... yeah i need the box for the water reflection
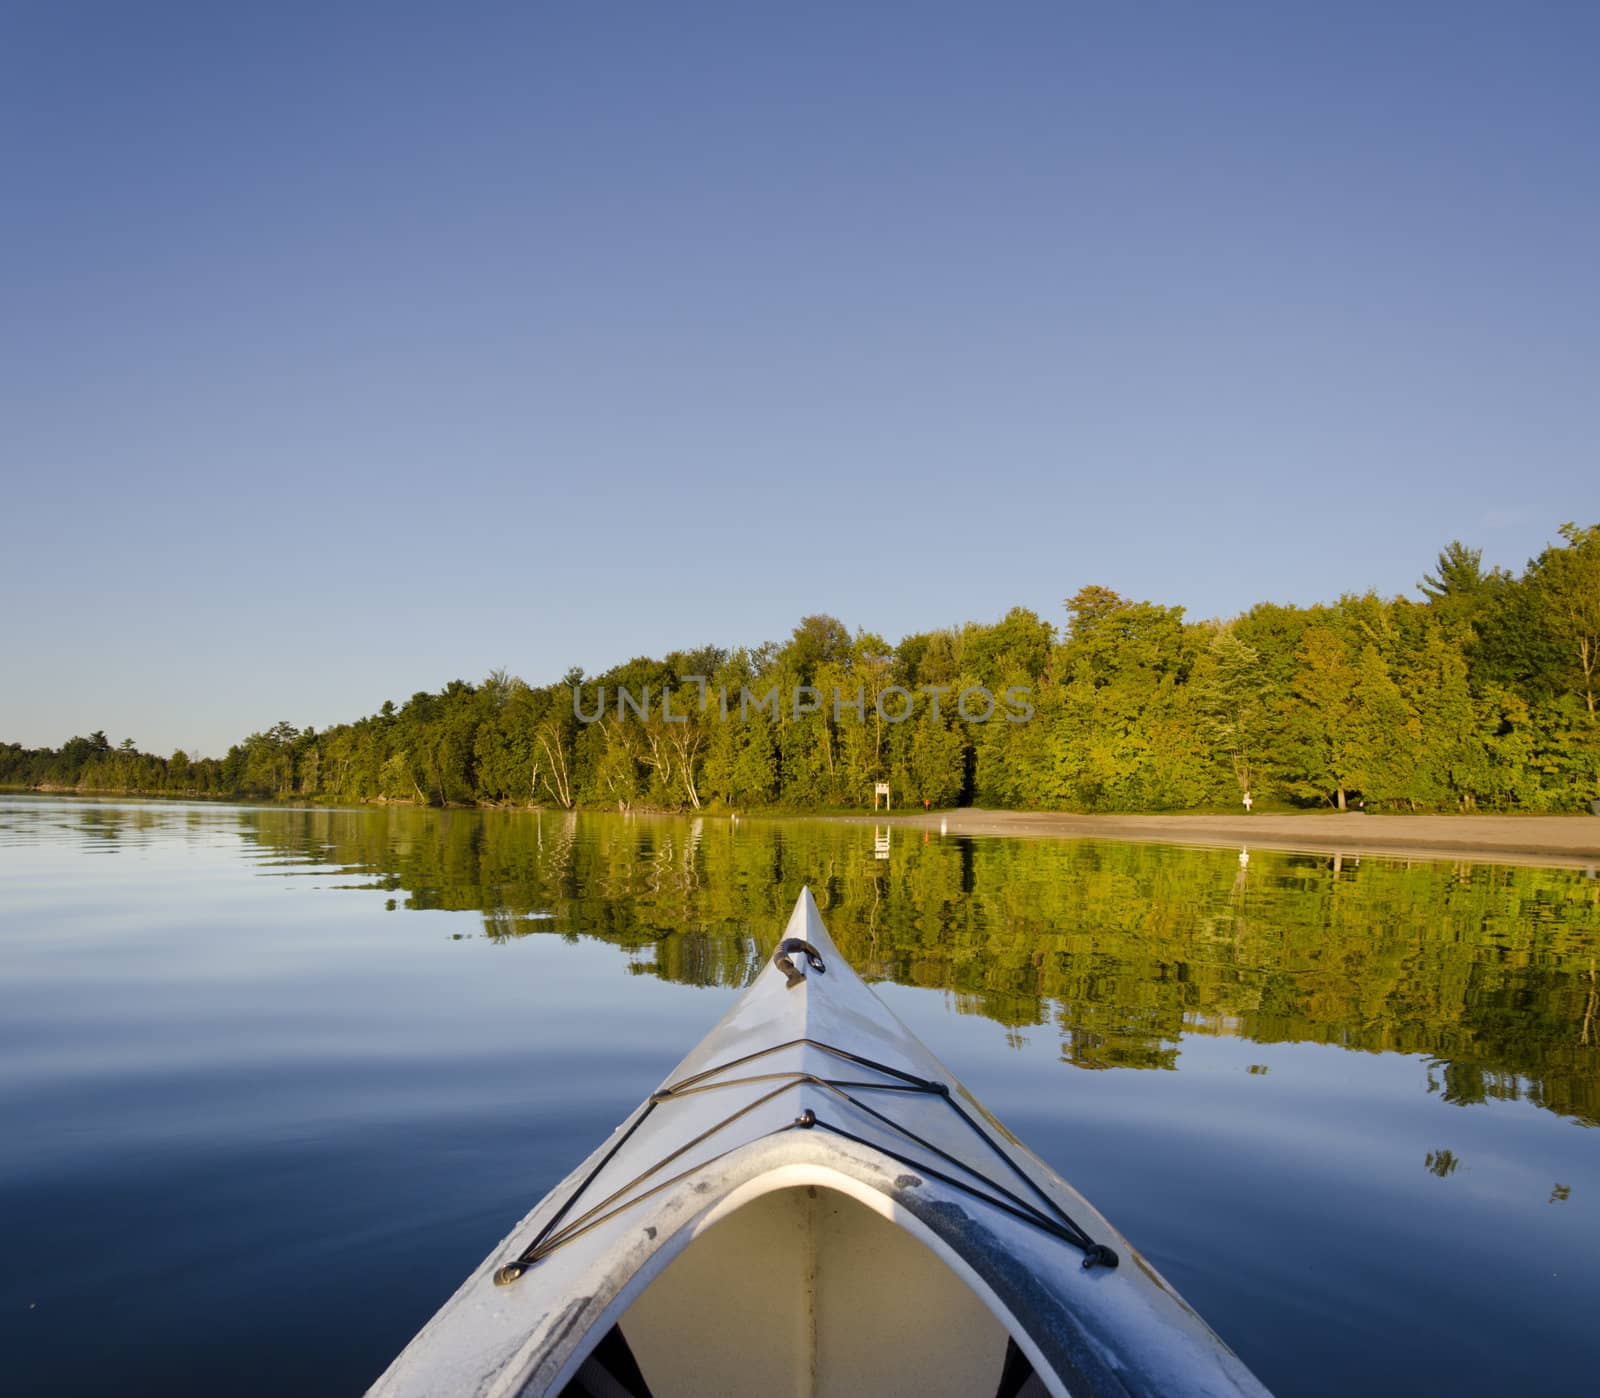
[230,806,1600,1128]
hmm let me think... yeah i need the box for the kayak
[370,889,1271,1397]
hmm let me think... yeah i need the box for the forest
[5,526,1599,813]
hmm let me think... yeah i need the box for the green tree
[1419,540,1488,602]
[1281,627,1364,810]
[1193,628,1266,796]
[1535,523,1600,716]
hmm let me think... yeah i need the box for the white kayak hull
[370,889,1271,1397]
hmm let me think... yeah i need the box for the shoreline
[10,787,1600,870]
[821,808,1600,870]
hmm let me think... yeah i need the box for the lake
[1,795,1597,1395]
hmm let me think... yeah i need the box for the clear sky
[3,1,1595,757]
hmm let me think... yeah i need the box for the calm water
[2,797,1598,1395]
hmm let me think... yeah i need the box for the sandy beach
[828,808,1600,869]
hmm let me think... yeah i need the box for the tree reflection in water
[244,807,1600,1127]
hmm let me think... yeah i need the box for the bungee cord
[494,947,1117,1285]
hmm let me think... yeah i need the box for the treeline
[6,525,1599,813]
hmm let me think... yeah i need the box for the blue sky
[3,1,1595,756]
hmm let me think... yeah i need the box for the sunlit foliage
[5,526,1598,811]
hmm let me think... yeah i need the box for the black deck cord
[662,1037,1104,1251]
[494,1098,659,1284]
[673,1063,1090,1245]
[494,1037,1118,1282]
[664,1036,933,1094]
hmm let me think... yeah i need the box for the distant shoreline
[8,786,1600,869]
[819,808,1600,870]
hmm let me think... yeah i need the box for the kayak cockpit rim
[493,1031,1117,1283]
[536,1163,1068,1398]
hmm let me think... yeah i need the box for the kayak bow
[370,889,1271,1398]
